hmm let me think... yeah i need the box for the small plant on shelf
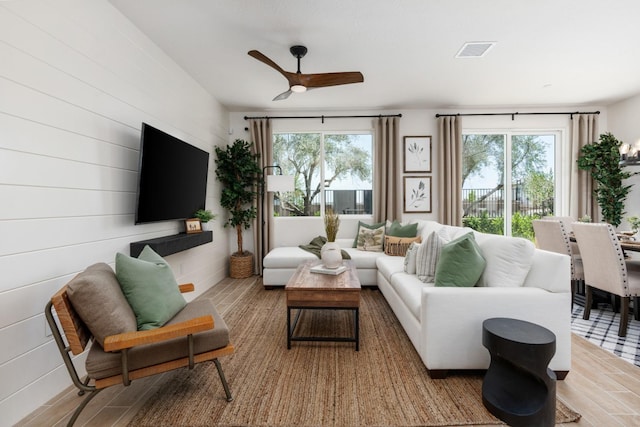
[194,209,216,223]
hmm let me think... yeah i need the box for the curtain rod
[435,111,600,120]
[244,113,402,124]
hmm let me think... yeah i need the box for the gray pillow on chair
[66,263,137,347]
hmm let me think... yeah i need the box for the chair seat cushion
[85,299,229,380]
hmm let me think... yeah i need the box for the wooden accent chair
[572,222,640,337]
[533,219,584,309]
[45,263,234,426]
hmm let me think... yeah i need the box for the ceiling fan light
[291,84,307,93]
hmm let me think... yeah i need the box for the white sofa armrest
[420,287,571,371]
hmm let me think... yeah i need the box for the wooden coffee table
[285,260,361,351]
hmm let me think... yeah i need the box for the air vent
[456,42,496,58]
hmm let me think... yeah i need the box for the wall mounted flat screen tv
[135,123,209,224]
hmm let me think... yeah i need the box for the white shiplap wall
[0,1,230,424]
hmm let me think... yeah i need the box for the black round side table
[482,317,556,427]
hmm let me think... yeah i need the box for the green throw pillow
[115,245,187,330]
[387,220,418,237]
[352,221,386,247]
[434,233,486,287]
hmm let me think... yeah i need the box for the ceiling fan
[248,45,364,101]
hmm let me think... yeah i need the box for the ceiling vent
[456,42,496,58]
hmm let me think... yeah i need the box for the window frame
[462,128,564,236]
[272,130,374,217]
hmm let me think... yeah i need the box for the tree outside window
[462,133,556,238]
[272,132,373,216]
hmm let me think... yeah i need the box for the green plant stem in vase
[324,209,340,242]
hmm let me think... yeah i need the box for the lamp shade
[266,175,295,192]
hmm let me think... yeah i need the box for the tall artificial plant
[577,132,632,227]
[214,139,262,255]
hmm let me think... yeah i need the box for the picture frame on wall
[403,136,431,173]
[403,176,432,213]
[185,218,202,234]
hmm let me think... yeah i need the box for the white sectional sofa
[263,217,571,378]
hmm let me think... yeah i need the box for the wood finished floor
[16,276,640,427]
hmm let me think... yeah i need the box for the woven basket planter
[230,252,253,279]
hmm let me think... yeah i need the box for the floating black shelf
[130,231,212,257]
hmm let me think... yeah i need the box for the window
[462,132,558,238]
[272,132,373,216]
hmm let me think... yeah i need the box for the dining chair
[533,219,584,309]
[572,222,640,337]
[542,215,580,254]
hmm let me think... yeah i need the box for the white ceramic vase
[321,241,343,269]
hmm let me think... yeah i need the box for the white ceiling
[109,0,640,112]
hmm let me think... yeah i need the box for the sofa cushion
[411,220,444,243]
[355,222,385,252]
[384,235,422,256]
[376,255,405,282]
[86,299,229,380]
[66,263,137,347]
[474,233,535,288]
[416,228,450,282]
[116,246,187,331]
[435,232,486,287]
[343,248,387,269]
[387,220,418,237]
[390,273,434,320]
[404,242,420,274]
[352,221,386,247]
[263,247,317,268]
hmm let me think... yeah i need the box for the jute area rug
[129,280,580,426]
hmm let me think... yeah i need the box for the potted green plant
[194,209,216,231]
[214,139,262,278]
[577,132,632,227]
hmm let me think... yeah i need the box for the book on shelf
[310,264,347,275]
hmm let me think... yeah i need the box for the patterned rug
[571,304,640,367]
[128,283,580,426]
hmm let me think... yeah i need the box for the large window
[272,132,373,216]
[462,132,557,238]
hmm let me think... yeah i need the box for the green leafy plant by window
[214,139,262,255]
[577,132,632,227]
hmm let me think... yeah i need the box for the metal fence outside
[463,185,554,218]
[274,189,373,216]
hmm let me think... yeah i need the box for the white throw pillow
[416,228,450,282]
[404,242,421,274]
[475,233,535,287]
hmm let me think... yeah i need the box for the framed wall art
[403,176,432,213]
[185,218,202,234]
[403,136,431,173]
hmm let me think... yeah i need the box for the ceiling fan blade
[273,89,292,101]
[301,72,364,88]
[248,50,289,77]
